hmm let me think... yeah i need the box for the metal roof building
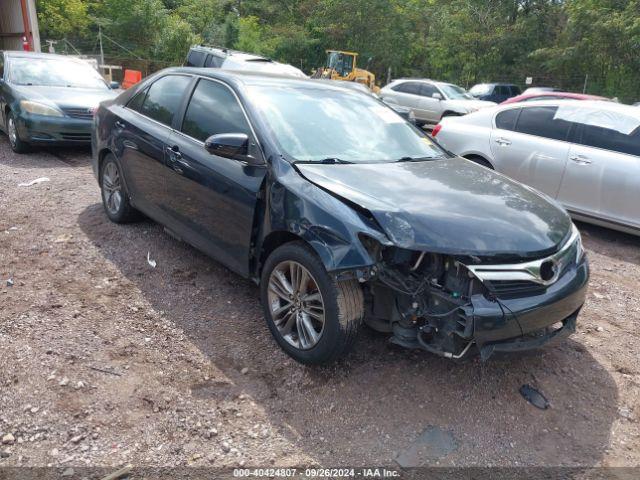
[0,0,41,52]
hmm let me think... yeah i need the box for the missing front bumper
[478,309,579,361]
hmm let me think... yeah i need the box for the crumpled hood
[296,158,572,258]
[447,98,496,113]
[12,85,117,109]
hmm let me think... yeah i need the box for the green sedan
[0,51,119,153]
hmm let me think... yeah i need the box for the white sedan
[433,100,640,235]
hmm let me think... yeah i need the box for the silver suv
[379,79,496,127]
[185,45,307,78]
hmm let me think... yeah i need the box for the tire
[260,241,364,365]
[465,155,494,170]
[6,111,30,153]
[99,154,142,223]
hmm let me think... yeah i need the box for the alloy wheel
[7,117,17,148]
[102,162,123,215]
[267,260,326,350]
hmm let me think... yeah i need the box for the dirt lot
[0,137,639,473]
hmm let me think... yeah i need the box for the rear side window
[186,50,206,67]
[578,124,640,157]
[0,54,4,80]
[495,108,520,131]
[393,82,422,95]
[126,87,148,112]
[139,75,191,126]
[515,106,571,141]
[510,85,521,95]
[181,79,250,142]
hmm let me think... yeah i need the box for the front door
[163,78,266,276]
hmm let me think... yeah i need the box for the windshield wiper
[317,157,354,164]
[396,156,439,162]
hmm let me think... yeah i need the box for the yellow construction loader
[312,50,380,93]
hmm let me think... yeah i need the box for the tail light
[431,124,442,137]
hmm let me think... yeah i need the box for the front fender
[262,157,389,274]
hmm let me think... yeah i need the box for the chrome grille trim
[466,226,580,286]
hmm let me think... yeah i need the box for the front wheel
[7,111,30,153]
[260,242,364,365]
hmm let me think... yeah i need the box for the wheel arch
[463,153,495,169]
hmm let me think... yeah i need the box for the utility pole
[98,25,105,71]
[583,74,589,94]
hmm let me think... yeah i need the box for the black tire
[465,155,494,170]
[6,111,30,153]
[260,241,364,365]
[99,154,142,223]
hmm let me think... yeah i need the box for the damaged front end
[356,227,588,361]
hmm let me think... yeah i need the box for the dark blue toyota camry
[91,68,589,365]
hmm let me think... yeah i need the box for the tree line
[37,0,640,102]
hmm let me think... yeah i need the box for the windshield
[439,84,473,100]
[247,85,446,163]
[469,84,491,96]
[9,57,108,89]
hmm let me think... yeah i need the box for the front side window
[8,57,107,89]
[247,84,447,163]
[181,79,250,142]
[139,75,191,126]
[0,54,4,80]
[438,84,473,100]
[515,106,571,141]
[495,108,520,131]
[420,83,439,97]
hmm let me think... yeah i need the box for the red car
[501,91,610,104]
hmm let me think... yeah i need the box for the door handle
[114,120,126,129]
[569,155,592,165]
[494,137,511,146]
[166,145,183,160]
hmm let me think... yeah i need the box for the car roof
[498,99,640,118]
[3,50,87,62]
[160,66,358,91]
[189,45,270,62]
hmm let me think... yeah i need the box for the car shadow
[0,135,90,169]
[77,203,619,467]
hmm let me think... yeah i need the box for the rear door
[490,105,572,197]
[164,77,266,276]
[114,74,192,221]
[557,119,640,228]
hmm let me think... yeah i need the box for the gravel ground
[0,137,638,472]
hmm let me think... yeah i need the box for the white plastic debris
[18,177,50,187]
[147,252,157,268]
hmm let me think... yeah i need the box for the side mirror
[204,133,260,164]
[109,81,120,90]
[432,92,443,100]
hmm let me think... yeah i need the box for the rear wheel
[260,242,364,365]
[100,154,142,223]
[7,111,30,153]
